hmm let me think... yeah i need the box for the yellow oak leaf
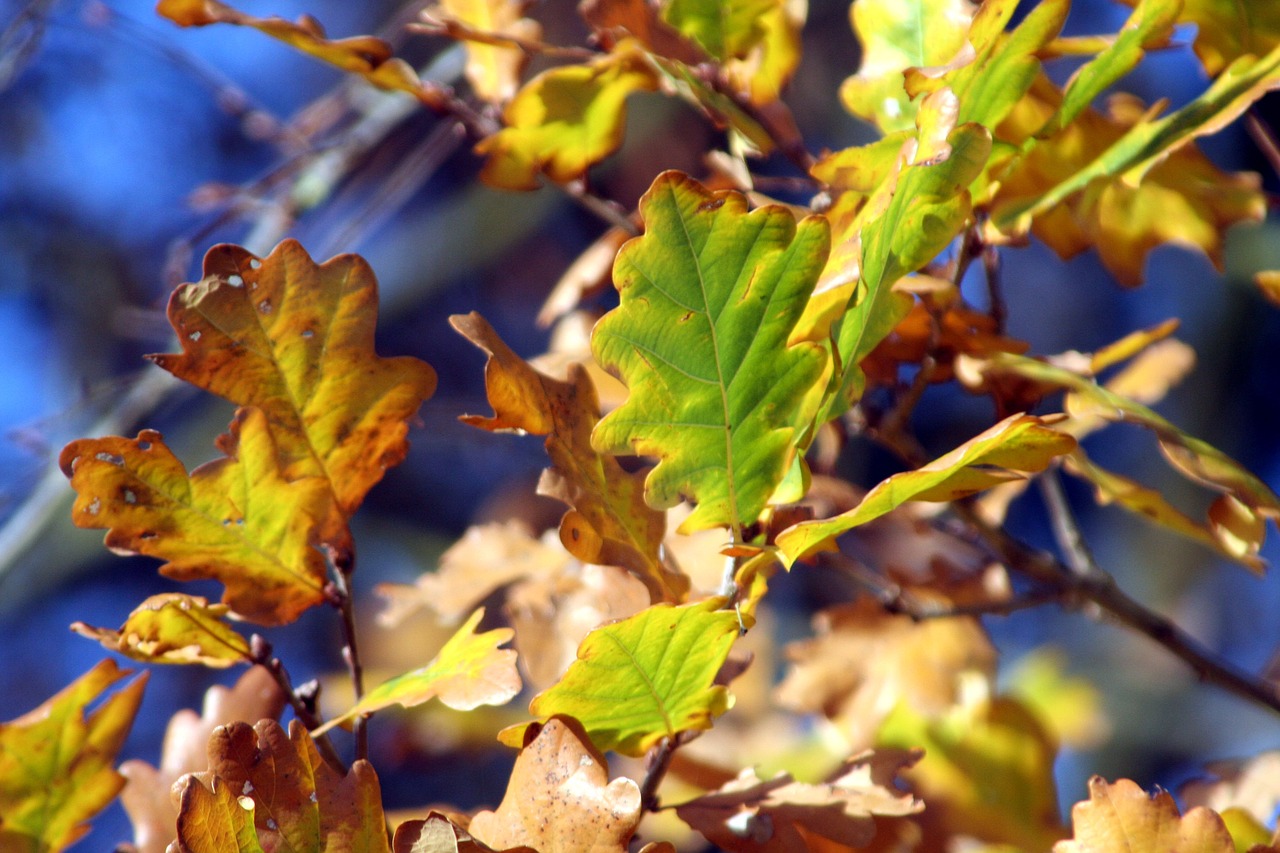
[470,717,642,853]
[150,239,437,516]
[0,660,147,852]
[157,0,426,97]
[1123,0,1280,76]
[429,0,541,103]
[452,311,685,602]
[71,593,251,668]
[175,720,390,852]
[476,44,658,189]
[60,407,347,626]
[1055,777,1234,853]
[314,607,520,735]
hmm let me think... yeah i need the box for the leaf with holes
[314,607,520,735]
[60,407,346,626]
[0,660,146,852]
[174,720,390,852]
[150,239,436,517]
[592,170,829,535]
[777,414,1074,565]
[452,311,684,602]
[157,0,425,97]
[499,599,739,756]
[71,593,252,668]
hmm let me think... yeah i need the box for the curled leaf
[71,593,251,668]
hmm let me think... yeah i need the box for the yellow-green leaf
[839,0,978,133]
[315,607,520,736]
[177,720,391,852]
[591,170,829,535]
[71,593,252,668]
[500,599,740,756]
[60,408,343,626]
[156,0,426,98]
[720,0,804,105]
[0,660,147,852]
[150,240,436,517]
[1127,0,1280,76]
[451,312,685,602]
[476,45,658,189]
[777,414,1075,565]
[661,0,775,61]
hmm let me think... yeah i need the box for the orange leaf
[156,0,427,98]
[175,720,391,852]
[60,407,346,626]
[469,717,642,853]
[452,312,686,602]
[150,240,436,516]
[1055,776,1235,853]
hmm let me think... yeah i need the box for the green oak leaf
[661,0,775,60]
[777,414,1075,565]
[499,599,740,756]
[591,170,829,535]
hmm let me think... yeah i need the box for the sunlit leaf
[118,667,286,853]
[60,408,345,626]
[71,593,251,668]
[315,607,520,735]
[582,0,708,64]
[175,720,391,852]
[839,0,978,133]
[452,312,684,602]
[1125,0,1280,76]
[476,45,658,189]
[500,599,740,756]
[150,239,437,516]
[429,0,540,103]
[591,170,829,535]
[472,717,642,853]
[720,0,804,105]
[992,44,1280,246]
[661,0,775,61]
[878,696,1066,851]
[775,598,996,749]
[675,751,923,852]
[0,660,146,852]
[393,813,525,853]
[777,414,1075,565]
[156,0,426,97]
[1054,777,1234,853]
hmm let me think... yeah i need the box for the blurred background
[3,0,1280,845]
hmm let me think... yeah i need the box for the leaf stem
[249,635,348,772]
[329,564,370,762]
[639,733,689,812]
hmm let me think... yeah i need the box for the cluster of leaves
[7,0,1280,850]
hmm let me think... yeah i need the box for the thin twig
[561,179,641,235]
[328,562,370,762]
[409,16,601,61]
[250,635,347,772]
[639,733,690,812]
[1246,110,1280,181]
[1037,466,1098,580]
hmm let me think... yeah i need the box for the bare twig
[250,635,347,772]
[1037,466,1099,580]
[1246,110,1280,181]
[561,179,641,235]
[639,732,696,812]
[409,15,600,61]
[327,556,369,763]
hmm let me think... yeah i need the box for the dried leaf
[470,717,642,853]
[675,751,923,852]
[582,0,707,65]
[1054,777,1234,853]
[60,409,345,626]
[591,170,829,534]
[452,312,684,601]
[776,414,1075,565]
[1183,751,1280,829]
[315,607,520,735]
[501,599,740,756]
[394,812,530,853]
[476,45,658,189]
[71,592,251,668]
[150,239,437,517]
[119,667,286,853]
[775,598,996,749]
[0,660,146,852]
[429,0,540,103]
[156,0,426,97]
[174,720,391,852]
